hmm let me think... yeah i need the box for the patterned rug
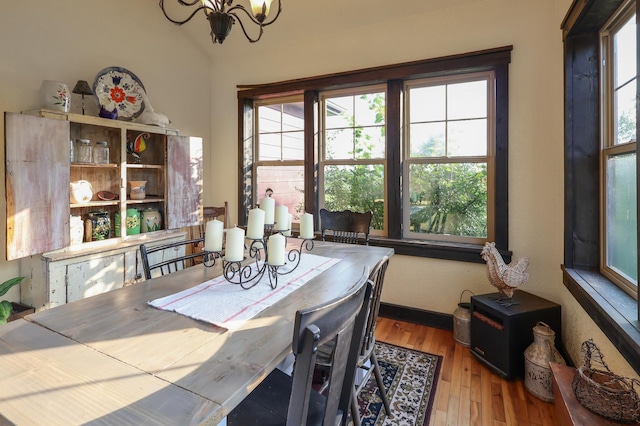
[354,341,442,426]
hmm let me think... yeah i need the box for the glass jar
[94,141,109,164]
[85,211,111,241]
[75,139,92,163]
[69,139,74,163]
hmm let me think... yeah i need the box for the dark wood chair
[320,209,373,245]
[139,237,206,280]
[227,267,372,426]
[185,202,229,263]
[316,255,391,426]
[186,202,230,241]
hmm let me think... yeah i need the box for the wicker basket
[572,339,640,423]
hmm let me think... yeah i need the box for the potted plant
[0,277,27,324]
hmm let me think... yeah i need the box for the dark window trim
[562,0,640,374]
[238,46,512,263]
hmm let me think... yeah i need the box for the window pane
[355,93,385,126]
[258,101,304,161]
[258,133,281,161]
[282,131,304,160]
[356,126,385,159]
[410,85,446,122]
[410,122,446,157]
[448,118,487,156]
[408,163,487,237]
[615,79,636,144]
[257,165,305,221]
[324,164,385,230]
[325,96,354,129]
[606,152,638,284]
[326,128,354,160]
[448,80,487,120]
[614,15,636,88]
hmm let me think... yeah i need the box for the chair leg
[350,389,362,426]
[371,352,392,416]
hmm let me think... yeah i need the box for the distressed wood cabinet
[20,232,187,309]
[5,111,202,309]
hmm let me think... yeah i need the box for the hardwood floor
[375,317,558,426]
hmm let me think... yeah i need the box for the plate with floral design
[92,66,146,119]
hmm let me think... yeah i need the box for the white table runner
[148,253,340,330]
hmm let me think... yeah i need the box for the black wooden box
[470,290,561,379]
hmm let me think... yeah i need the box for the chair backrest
[360,255,389,360]
[139,237,205,280]
[288,267,371,426]
[320,208,373,245]
[186,202,230,241]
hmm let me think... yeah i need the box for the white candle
[203,219,224,252]
[299,213,314,239]
[274,205,289,231]
[246,208,265,239]
[267,233,286,266]
[225,226,245,262]
[283,214,293,236]
[260,196,275,224]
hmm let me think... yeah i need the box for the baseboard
[379,302,453,331]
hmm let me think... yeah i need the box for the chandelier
[159,0,282,44]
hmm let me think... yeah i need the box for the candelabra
[203,226,314,290]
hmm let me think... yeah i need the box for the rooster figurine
[481,242,530,298]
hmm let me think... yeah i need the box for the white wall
[0,0,636,378]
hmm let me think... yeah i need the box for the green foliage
[322,92,487,236]
[0,277,25,325]
[409,163,487,237]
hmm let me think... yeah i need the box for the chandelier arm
[231,11,264,43]
[159,0,214,25]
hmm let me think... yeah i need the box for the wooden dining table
[0,241,393,425]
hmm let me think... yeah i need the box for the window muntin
[601,5,638,295]
[254,97,305,221]
[320,88,387,233]
[404,72,494,244]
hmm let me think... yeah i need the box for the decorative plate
[92,67,146,119]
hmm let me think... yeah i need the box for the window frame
[403,71,496,244]
[562,0,640,374]
[253,95,306,220]
[237,46,512,264]
[319,85,388,236]
[600,4,638,296]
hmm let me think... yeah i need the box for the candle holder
[203,227,314,290]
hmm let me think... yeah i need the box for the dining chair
[320,208,373,245]
[139,237,206,280]
[185,202,229,263]
[227,267,372,426]
[315,255,391,426]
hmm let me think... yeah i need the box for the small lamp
[72,80,93,115]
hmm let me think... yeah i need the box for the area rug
[354,341,442,426]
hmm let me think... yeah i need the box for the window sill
[562,266,640,375]
[369,237,512,264]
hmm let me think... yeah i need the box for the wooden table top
[7,241,393,425]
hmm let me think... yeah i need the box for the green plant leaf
[0,301,13,325]
[0,277,24,298]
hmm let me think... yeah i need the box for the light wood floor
[375,317,558,426]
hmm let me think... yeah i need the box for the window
[254,96,305,222]
[239,46,511,263]
[320,87,386,232]
[563,0,640,374]
[405,73,494,243]
[601,6,638,296]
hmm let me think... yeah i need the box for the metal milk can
[453,290,473,347]
[524,321,565,402]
